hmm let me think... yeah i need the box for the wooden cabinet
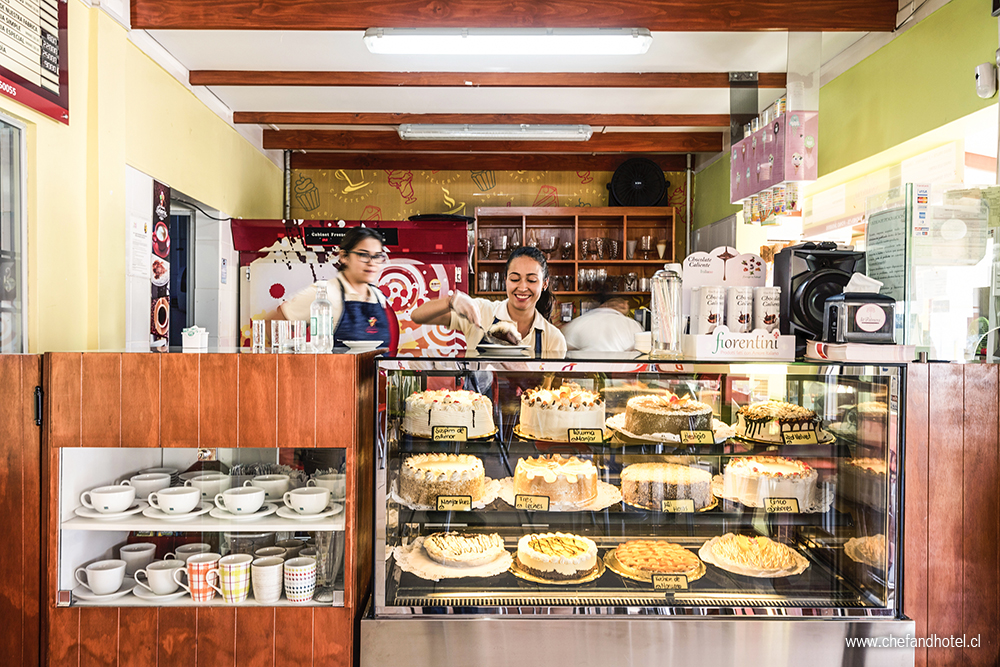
[473,206,676,297]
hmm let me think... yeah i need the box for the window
[0,116,25,353]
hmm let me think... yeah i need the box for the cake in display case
[373,354,903,618]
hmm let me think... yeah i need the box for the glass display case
[58,447,347,607]
[372,356,904,620]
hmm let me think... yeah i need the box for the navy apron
[333,278,391,346]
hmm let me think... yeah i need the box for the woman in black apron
[332,227,393,348]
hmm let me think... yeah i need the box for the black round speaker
[607,158,668,207]
[791,269,852,334]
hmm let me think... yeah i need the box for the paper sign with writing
[764,497,800,513]
[515,494,550,511]
[680,430,714,446]
[782,430,818,445]
[433,426,468,442]
[652,574,689,590]
[568,428,603,443]
[436,495,472,511]
[661,499,695,513]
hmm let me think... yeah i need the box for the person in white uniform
[561,294,642,352]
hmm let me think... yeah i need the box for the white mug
[307,473,346,500]
[119,473,171,498]
[254,546,286,560]
[147,487,201,515]
[184,473,231,500]
[300,547,318,559]
[214,486,265,515]
[134,560,185,596]
[283,557,317,603]
[119,543,156,576]
[80,485,136,514]
[164,543,211,562]
[246,474,290,501]
[251,556,284,604]
[75,559,126,595]
[283,487,330,515]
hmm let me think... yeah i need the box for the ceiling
[133,0,893,171]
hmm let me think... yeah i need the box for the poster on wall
[151,181,170,349]
[0,0,68,123]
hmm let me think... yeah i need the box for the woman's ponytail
[536,287,555,321]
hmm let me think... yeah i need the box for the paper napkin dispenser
[822,293,896,344]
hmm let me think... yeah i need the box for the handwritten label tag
[568,428,603,443]
[781,430,818,445]
[515,494,550,511]
[764,497,800,513]
[432,426,468,442]
[661,499,695,513]
[436,495,472,511]
[680,430,714,445]
[651,574,688,590]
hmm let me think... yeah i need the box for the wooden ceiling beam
[290,152,690,172]
[264,129,722,152]
[134,0,897,32]
[234,112,731,127]
[192,71,786,88]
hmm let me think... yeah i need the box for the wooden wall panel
[81,354,121,448]
[238,355,277,448]
[48,608,80,666]
[277,355,316,447]
[47,353,82,448]
[118,608,157,667]
[22,356,42,667]
[158,607,197,665]
[904,363,929,667]
[80,607,118,666]
[316,356,353,448]
[0,356,25,663]
[198,607,236,667]
[200,355,239,447]
[122,355,160,448]
[235,607,274,667]
[274,607,312,667]
[313,607,351,667]
[161,355,200,448]
[964,365,1000,666]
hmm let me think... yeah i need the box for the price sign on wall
[0,0,68,123]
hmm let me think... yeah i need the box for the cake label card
[568,428,603,443]
[764,497,800,513]
[661,499,695,513]
[651,574,689,591]
[515,494,550,512]
[680,430,714,445]
[782,430,818,445]
[432,426,468,442]
[436,495,472,511]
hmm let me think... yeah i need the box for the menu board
[0,0,67,123]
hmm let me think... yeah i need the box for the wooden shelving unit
[473,206,676,298]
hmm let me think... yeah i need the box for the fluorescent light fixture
[397,124,593,141]
[363,28,652,56]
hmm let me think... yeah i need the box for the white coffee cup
[283,487,330,515]
[80,485,136,514]
[75,559,126,595]
[120,473,171,498]
[275,539,304,559]
[134,560,184,596]
[164,543,211,562]
[254,546,286,560]
[251,556,284,604]
[147,487,201,515]
[214,486,265,515]
[119,543,157,576]
[247,474,290,501]
[184,473,231,500]
[307,473,346,499]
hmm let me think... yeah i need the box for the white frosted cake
[515,532,598,581]
[403,390,495,438]
[624,393,713,436]
[518,383,605,440]
[841,457,887,508]
[423,532,506,567]
[398,453,485,506]
[722,456,817,509]
[513,455,598,508]
[620,462,713,510]
[736,400,822,443]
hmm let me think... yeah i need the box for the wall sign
[0,0,68,123]
[151,181,170,350]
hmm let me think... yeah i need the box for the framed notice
[0,0,68,123]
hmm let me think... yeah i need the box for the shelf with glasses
[74,590,345,608]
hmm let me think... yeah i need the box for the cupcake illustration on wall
[294,175,321,211]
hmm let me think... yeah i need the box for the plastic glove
[449,291,482,329]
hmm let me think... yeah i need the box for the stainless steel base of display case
[361,616,915,667]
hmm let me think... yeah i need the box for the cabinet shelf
[60,513,346,533]
[392,507,847,527]
[73,590,344,608]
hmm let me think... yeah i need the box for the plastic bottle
[310,281,334,353]
[650,263,684,359]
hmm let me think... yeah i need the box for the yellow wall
[692,154,741,229]
[2,3,282,352]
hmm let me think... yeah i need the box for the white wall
[125,166,153,352]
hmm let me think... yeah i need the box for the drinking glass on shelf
[639,235,654,260]
[527,231,539,249]
[511,230,520,249]
[608,240,620,260]
[562,275,574,292]
[578,268,587,291]
[586,269,598,290]
[639,277,650,292]
[596,268,607,290]
[626,239,638,259]
[579,239,590,261]
[594,238,606,261]
[625,272,638,291]
[496,235,509,259]
[478,238,492,261]
[656,240,667,259]
[478,271,490,292]
[588,238,599,260]
[540,236,558,260]
[561,241,574,260]
[491,272,503,292]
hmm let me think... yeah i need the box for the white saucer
[132,586,188,603]
[74,501,148,520]
[208,503,278,521]
[476,343,529,356]
[276,503,343,521]
[73,578,136,602]
[342,340,383,352]
[142,502,212,521]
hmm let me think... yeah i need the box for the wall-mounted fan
[607,157,669,207]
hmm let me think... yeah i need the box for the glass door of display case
[374,356,902,617]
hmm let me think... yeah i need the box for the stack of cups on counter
[691,286,781,335]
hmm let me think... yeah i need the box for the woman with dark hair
[412,245,566,355]
[278,227,398,350]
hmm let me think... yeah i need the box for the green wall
[693,154,741,230]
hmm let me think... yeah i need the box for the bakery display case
[364,355,914,667]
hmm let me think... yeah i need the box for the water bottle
[650,263,684,359]
[310,281,334,353]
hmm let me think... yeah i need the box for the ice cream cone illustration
[294,175,321,211]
